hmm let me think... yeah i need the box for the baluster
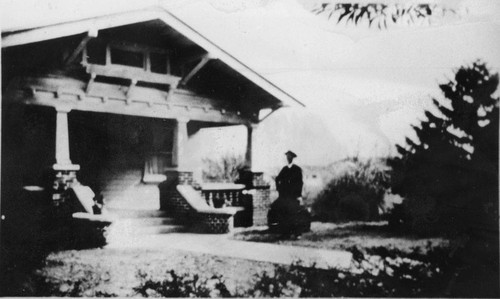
[209,191,214,207]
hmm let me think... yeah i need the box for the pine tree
[390,61,499,233]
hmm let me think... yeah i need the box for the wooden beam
[167,82,178,101]
[9,89,246,124]
[86,73,96,94]
[258,106,280,123]
[64,29,98,66]
[5,75,249,124]
[176,50,211,66]
[2,9,161,48]
[108,40,169,54]
[83,63,181,87]
[179,55,212,86]
[126,79,137,100]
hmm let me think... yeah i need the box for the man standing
[269,150,309,238]
[276,150,303,200]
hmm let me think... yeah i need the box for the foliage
[202,154,246,183]
[31,269,118,297]
[312,157,390,222]
[389,61,499,234]
[134,270,233,298]
[250,245,451,297]
[312,2,458,29]
[132,247,451,297]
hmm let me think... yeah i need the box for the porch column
[161,117,192,213]
[244,123,271,226]
[54,107,72,166]
[172,117,189,170]
[52,106,79,206]
[245,123,258,169]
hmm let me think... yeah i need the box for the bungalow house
[1,5,304,234]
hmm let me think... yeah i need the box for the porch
[2,102,269,235]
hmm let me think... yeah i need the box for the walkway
[105,232,353,269]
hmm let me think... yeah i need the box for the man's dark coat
[269,163,310,234]
[276,164,303,199]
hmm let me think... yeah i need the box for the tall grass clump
[312,157,390,222]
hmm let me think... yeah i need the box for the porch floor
[105,230,352,269]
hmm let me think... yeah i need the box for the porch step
[108,223,186,235]
[136,224,186,235]
[99,168,160,210]
[116,217,177,227]
[106,208,169,218]
[104,208,187,241]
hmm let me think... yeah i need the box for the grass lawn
[15,248,278,297]
[231,221,450,254]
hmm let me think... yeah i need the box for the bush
[312,157,390,222]
[30,269,117,297]
[202,154,246,183]
[134,270,233,298]
[250,245,452,297]
[131,249,451,297]
[32,245,496,297]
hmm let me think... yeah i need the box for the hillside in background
[190,107,347,177]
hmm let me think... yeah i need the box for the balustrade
[200,183,245,208]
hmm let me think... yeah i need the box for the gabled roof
[2,6,305,109]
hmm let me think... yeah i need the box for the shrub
[312,157,390,222]
[250,246,451,297]
[31,269,117,297]
[134,270,233,298]
[202,154,246,183]
[132,256,450,298]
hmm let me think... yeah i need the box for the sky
[165,0,500,160]
[2,0,500,166]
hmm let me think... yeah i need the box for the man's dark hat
[285,150,297,158]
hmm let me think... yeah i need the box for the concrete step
[107,223,186,236]
[102,178,141,183]
[106,208,169,218]
[101,182,141,188]
[102,183,138,186]
[117,217,177,227]
[138,225,186,234]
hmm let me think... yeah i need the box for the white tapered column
[172,117,189,170]
[55,107,72,166]
[52,106,79,206]
[53,106,79,171]
[245,123,258,170]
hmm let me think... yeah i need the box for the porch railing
[200,183,245,208]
